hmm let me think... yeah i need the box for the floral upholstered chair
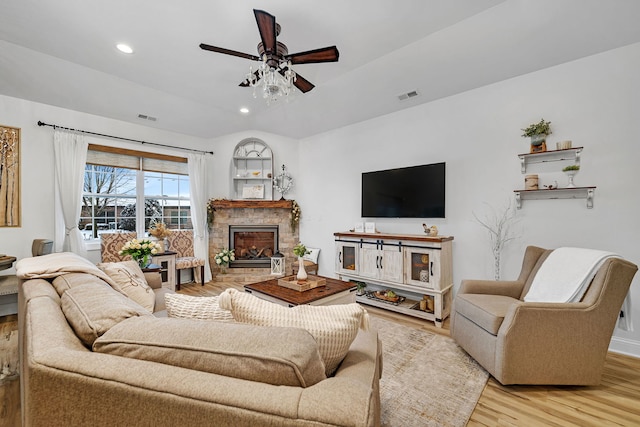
[100,232,137,262]
[166,230,205,289]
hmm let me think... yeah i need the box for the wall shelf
[514,187,596,209]
[518,147,583,173]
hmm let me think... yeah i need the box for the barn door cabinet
[334,232,453,327]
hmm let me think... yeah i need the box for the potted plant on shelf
[562,165,580,188]
[521,118,552,153]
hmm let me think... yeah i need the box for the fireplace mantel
[211,200,292,209]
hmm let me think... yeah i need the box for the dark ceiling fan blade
[291,72,315,93]
[286,46,339,64]
[199,43,260,61]
[239,70,261,87]
[254,9,277,56]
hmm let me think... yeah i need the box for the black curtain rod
[37,121,214,155]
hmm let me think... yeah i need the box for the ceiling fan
[199,9,339,94]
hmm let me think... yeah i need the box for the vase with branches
[472,200,520,280]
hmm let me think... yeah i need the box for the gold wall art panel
[0,125,20,227]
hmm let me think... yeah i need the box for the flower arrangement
[290,200,301,231]
[148,221,171,239]
[293,242,310,258]
[119,238,161,268]
[214,248,235,268]
[562,165,580,172]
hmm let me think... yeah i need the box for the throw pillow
[61,282,153,347]
[94,317,327,388]
[97,261,155,312]
[165,293,234,322]
[218,288,369,376]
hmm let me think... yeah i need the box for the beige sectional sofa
[18,255,382,426]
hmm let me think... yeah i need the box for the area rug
[371,317,489,427]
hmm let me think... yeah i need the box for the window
[80,145,189,241]
[144,172,191,229]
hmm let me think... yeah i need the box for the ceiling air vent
[137,114,157,122]
[397,90,419,101]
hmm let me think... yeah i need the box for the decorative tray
[277,276,326,292]
[364,290,406,306]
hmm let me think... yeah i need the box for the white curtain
[53,130,88,257]
[188,153,212,282]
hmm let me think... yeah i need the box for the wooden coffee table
[244,275,357,307]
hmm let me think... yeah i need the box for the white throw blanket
[16,251,117,288]
[524,247,619,303]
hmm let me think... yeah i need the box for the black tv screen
[361,162,445,218]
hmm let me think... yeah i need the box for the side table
[151,251,177,291]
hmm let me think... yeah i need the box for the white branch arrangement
[472,199,520,280]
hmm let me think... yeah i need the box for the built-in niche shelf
[514,187,596,209]
[232,138,273,200]
[518,147,582,173]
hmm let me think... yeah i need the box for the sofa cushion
[455,294,520,335]
[219,288,368,376]
[93,316,327,388]
[97,261,155,312]
[61,282,153,347]
[52,272,112,296]
[165,293,234,322]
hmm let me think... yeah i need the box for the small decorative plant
[521,118,552,137]
[119,238,161,268]
[148,221,171,239]
[355,281,367,295]
[562,165,580,172]
[293,242,310,258]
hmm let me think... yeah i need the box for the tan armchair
[100,232,137,262]
[166,230,205,289]
[451,246,637,385]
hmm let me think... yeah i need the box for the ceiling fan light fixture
[249,58,296,105]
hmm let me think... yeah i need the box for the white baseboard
[609,336,640,358]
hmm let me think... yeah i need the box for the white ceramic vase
[297,257,307,281]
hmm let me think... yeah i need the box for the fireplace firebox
[229,225,279,268]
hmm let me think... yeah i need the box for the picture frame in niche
[0,125,20,227]
[242,184,265,199]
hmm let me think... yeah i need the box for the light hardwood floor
[180,281,640,427]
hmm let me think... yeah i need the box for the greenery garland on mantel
[206,198,301,231]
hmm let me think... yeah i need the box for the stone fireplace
[209,200,298,278]
[229,225,279,268]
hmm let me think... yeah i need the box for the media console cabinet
[334,231,453,327]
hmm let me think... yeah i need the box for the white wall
[297,42,640,356]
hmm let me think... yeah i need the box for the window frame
[81,144,190,244]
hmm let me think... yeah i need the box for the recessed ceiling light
[239,107,250,114]
[116,43,133,54]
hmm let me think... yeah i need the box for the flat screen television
[361,162,445,218]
